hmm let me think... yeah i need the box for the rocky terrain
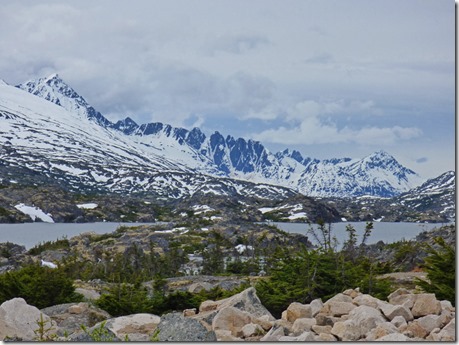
[0,286,455,341]
[0,178,453,224]
[0,217,454,341]
[0,215,454,275]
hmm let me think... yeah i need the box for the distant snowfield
[14,203,54,223]
[76,203,98,209]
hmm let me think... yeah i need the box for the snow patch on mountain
[14,203,54,223]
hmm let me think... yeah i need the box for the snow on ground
[14,203,54,223]
[76,203,98,209]
[153,227,189,235]
[258,207,275,214]
[288,212,308,220]
[192,205,214,214]
[235,244,254,254]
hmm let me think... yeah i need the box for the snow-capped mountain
[0,79,295,200]
[396,170,455,220]
[2,74,426,198]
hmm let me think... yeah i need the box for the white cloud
[0,0,452,178]
[253,99,422,146]
[255,122,422,146]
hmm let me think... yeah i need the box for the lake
[0,222,157,249]
[0,221,450,249]
[272,221,449,247]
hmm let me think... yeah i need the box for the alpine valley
[0,74,454,223]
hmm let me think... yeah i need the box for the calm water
[0,222,156,249]
[273,221,449,246]
[0,221,450,249]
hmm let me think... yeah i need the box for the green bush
[28,237,70,256]
[415,237,455,305]
[96,279,251,317]
[256,222,392,318]
[96,283,153,316]
[0,263,83,309]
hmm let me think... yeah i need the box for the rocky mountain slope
[8,74,425,198]
[1,79,299,201]
[319,170,455,223]
[396,171,455,220]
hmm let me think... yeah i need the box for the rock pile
[0,287,454,341]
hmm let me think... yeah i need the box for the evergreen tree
[415,237,455,305]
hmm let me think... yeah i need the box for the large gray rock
[260,325,285,342]
[440,299,455,312]
[283,302,312,322]
[241,322,264,338]
[365,321,399,340]
[104,313,161,341]
[353,294,381,309]
[192,287,274,327]
[212,306,252,337]
[330,321,361,341]
[331,305,386,341]
[378,301,413,322]
[427,318,455,341]
[387,288,411,301]
[157,312,217,341]
[388,288,417,309]
[348,305,386,332]
[414,314,443,334]
[391,315,407,329]
[309,298,323,317]
[411,293,441,317]
[324,293,353,304]
[291,317,316,335]
[40,302,110,336]
[320,301,356,316]
[0,298,57,341]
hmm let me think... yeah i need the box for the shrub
[96,279,251,317]
[0,263,83,309]
[256,222,392,318]
[415,237,455,305]
[96,283,153,317]
[28,237,70,256]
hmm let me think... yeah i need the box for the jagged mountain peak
[17,74,111,127]
[17,74,89,110]
[112,116,139,135]
[11,75,428,198]
[44,73,61,83]
[360,150,415,173]
[366,150,395,161]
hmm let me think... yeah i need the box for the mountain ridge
[8,74,428,198]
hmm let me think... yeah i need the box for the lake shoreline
[0,220,453,250]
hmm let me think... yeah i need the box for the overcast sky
[0,0,455,179]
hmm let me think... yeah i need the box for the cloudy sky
[0,0,455,179]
